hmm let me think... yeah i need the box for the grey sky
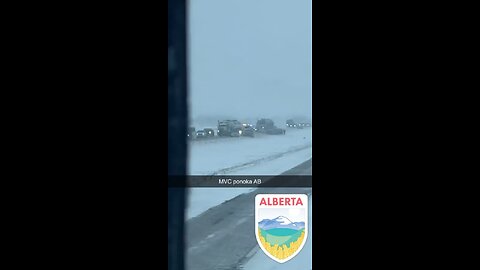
[188,0,312,123]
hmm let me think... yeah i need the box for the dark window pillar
[168,0,187,269]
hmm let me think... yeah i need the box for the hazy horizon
[188,0,312,124]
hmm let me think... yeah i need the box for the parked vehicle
[256,119,285,135]
[196,130,206,138]
[204,128,215,137]
[187,127,196,139]
[242,125,255,137]
[286,119,297,128]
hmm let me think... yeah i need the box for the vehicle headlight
[239,130,242,135]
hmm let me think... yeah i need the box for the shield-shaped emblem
[255,194,308,263]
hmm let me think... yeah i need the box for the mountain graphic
[258,216,305,230]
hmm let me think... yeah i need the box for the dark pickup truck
[256,119,285,135]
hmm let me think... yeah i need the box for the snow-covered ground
[185,127,312,270]
[186,187,253,220]
[186,129,312,220]
[188,128,312,175]
[186,147,312,219]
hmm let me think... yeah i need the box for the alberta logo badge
[255,194,308,263]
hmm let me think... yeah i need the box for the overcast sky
[188,0,312,124]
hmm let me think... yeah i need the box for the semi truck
[217,120,244,137]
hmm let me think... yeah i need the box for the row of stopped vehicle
[187,127,215,139]
[217,120,255,137]
[286,119,311,129]
[188,118,286,139]
[217,118,286,137]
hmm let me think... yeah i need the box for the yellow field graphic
[258,228,305,260]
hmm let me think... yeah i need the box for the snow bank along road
[186,147,312,219]
[185,160,312,270]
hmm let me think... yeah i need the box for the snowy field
[185,128,312,270]
[188,128,312,175]
[186,147,312,219]
[186,128,312,220]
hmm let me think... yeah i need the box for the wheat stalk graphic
[258,228,305,260]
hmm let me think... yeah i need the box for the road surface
[186,159,312,270]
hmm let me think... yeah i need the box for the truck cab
[217,120,243,137]
[187,127,196,139]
